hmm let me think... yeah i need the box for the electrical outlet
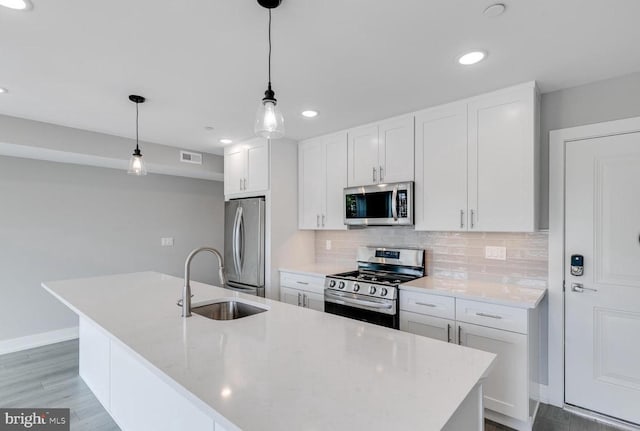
[325,240,332,250]
[485,246,506,261]
[161,237,174,247]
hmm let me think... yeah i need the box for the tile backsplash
[315,228,548,287]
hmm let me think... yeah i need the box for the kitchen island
[42,272,495,431]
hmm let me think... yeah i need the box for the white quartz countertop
[400,277,547,308]
[43,272,495,431]
[278,263,353,277]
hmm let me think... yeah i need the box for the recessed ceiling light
[220,139,233,145]
[483,3,506,18]
[0,87,7,94]
[458,51,487,66]
[301,110,319,118]
[0,0,32,10]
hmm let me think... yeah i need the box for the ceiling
[1,0,639,155]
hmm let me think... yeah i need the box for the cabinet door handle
[458,325,462,345]
[322,214,325,227]
[415,302,436,308]
[476,312,503,320]
[460,210,465,229]
[447,324,452,343]
[373,167,377,183]
[240,179,243,190]
[244,178,247,190]
[297,292,301,306]
[303,294,308,308]
[379,165,384,182]
[316,214,320,228]
[296,281,309,285]
[470,209,475,229]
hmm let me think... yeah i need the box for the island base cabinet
[458,322,529,422]
[79,318,111,411]
[442,383,484,431]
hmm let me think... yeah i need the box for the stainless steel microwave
[344,182,414,226]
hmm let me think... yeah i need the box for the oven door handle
[391,186,398,221]
[325,291,393,310]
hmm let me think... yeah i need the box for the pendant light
[127,95,148,176]
[254,0,285,139]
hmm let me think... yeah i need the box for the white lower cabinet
[457,322,528,421]
[400,311,455,343]
[279,271,325,311]
[399,290,539,431]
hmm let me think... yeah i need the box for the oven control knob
[353,283,360,292]
[338,281,346,289]
[380,287,388,297]
[369,286,377,295]
[329,280,336,288]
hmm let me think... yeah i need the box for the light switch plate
[485,246,506,261]
[161,237,174,247]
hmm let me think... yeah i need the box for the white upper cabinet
[347,115,414,187]
[224,138,270,198]
[298,132,347,230]
[415,102,468,231]
[415,82,539,232]
[467,86,538,232]
[378,115,415,184]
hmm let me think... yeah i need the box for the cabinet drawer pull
[475,312,503,320]
[447,324,452,343]
[415,302,437,308]
[296,281,309,285]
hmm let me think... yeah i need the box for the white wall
[0,156,225,343]
[539,71,640,227]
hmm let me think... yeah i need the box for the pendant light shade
[127,95,148,176]
[254,3,285,139]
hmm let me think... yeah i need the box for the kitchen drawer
[280,272,325,295]
[455,299,528,334]
[399,290,455,320]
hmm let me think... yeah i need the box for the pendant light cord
[268,8,272,86]
[135,101,140,152]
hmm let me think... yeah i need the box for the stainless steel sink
[191,300,267,320]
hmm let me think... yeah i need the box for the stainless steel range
[324,246,425,329]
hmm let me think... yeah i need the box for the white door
[415,103,468,231]
[400,311,454,343]
[467,87,536,232]
[224,146,245,196]
[298,139,324,229]
[565,132,640,424]
[347,125,379,186]
[280,286,303,307]
[245,139,269,192]
[378,115,414,183]
[458,322,528,421]
[323,132,347,230]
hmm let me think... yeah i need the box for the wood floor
[0,340,625,431]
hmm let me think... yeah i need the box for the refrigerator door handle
[233,206,242,276]
[238,206,245,273]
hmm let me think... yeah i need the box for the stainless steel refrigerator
[224,197,265,297]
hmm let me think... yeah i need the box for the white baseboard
[539,384,550,404]
[0,327,79,355]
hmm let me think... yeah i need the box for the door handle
[244,178,247,190]
[460,209,465,229]
[470,209,475,229]
[297,292,301,306]
[571,283,597,293]
[239,178,243,190]
[373,167,377,183]
[457,325,462,345]
[303,294,309,308]
[232,207,242,275]
[447,324,452,343]
[391,187,398,221]
[322,214,325,227]
[316,214,320,228]
[379,165,384,182]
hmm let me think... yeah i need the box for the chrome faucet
[182,247,226,318]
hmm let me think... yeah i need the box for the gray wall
[539,71,640,227]
[0,156,225,342]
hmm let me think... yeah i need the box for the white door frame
[548,115,640,407]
